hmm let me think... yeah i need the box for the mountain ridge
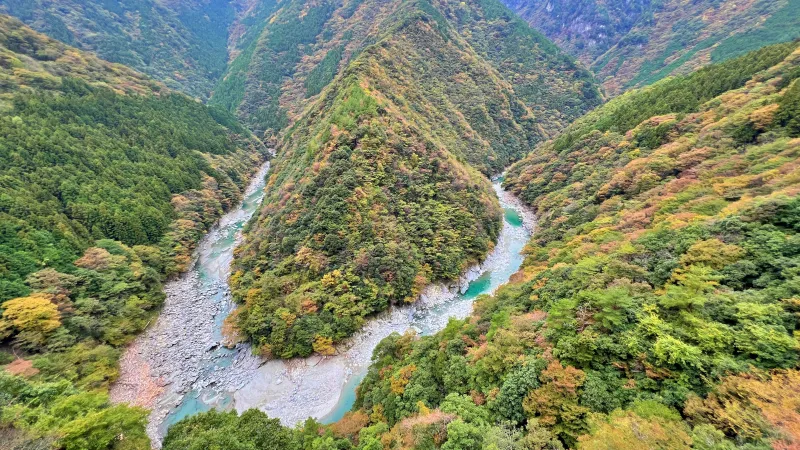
[164,41,800,450]
[211,0,601,138]
[0,0,237,97]
[1,1,799,449]
[0,15,268,448]
[504,0,800,95]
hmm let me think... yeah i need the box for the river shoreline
[110,169,535,447]
[204,180,535,428]
[109,162,271,445]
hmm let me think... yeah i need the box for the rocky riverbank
[110,170,535,447]
[110,162,271,446]
[228,179,536,427]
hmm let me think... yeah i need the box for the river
[110,165,534,446]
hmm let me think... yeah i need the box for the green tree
[162,409,299,450]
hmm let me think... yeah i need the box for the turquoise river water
[120,168,532,444]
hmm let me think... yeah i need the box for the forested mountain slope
[504,0,800,95]
[501,0,652,66]
[211,0,601,138]
[225,0,601,359]
[0,15,164,97]
[167,39,800,450]
[0,16,267,448]
[0,0,238,97]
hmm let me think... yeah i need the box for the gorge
[1,1,799,449]
[111,170,535,446]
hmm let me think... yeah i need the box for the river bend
[110,166,534,446]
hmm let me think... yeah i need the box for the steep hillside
[0,16,266,448]
[0,15,163,97]
[0,0,237,97]
[165,42,800,449]
[225,0,600,360]
[505,0,800,95]
[497,41,800,447]
[432,0,601,136]
[211,0,601,138]
[229,1,500,359]
[501,0,653,65]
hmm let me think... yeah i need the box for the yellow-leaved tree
[1,293,62,348]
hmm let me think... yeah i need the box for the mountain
[211,0,601,138]
[498,41,800,446]
[224,0,601,359]
[0,16,267,448]
[0,0,798,449]
[504,0,800,95]
[0,15,164,96]
[501,0,653,64]
[167,39,800,450]
[0,0,240,97]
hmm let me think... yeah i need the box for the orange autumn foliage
[685,370,800,446]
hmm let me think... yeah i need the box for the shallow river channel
[110,163,535,446]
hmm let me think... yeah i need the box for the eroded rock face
[500,0,653,64]
[504,0,796,95]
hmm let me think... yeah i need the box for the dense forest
[0,0,238,97]
[228,0,502,359]
[505,0,800,95]
[167,41,800,450]
[226,0,602,359]
[501,0,653,65]
[2,0,800,448]
[0,17,267,448]
[210,0,600,137]
[7,0,797,100]
[0,15,163,97]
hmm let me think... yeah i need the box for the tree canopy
[0,18,267,448]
